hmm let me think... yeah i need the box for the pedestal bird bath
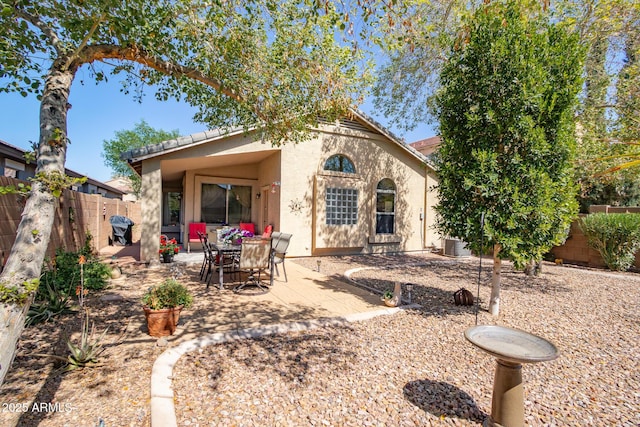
[465,325,559,427]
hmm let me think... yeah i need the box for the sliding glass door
[201,183,252,225]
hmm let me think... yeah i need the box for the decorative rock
[99,293,124,302]
[110,266,122,279]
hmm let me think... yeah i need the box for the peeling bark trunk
[0,67,73,386]
[489,244,501,316]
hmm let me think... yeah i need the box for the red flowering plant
[159,236,180,255]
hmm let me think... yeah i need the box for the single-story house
[121,109,441,262]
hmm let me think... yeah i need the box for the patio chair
[187,222,206,253]
[239,222,255,235]
[261,224,273,239]
[272,233,292,282]
[204,242,236,289]
[198,231,212,280]
[234,239,271,293]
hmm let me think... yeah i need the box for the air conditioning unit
[444,238,471,257]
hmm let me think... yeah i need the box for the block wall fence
[0,176,141,266]
[550,206,640,270]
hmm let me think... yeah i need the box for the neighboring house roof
[105,177,134,193]
[409,136,441,157]
[121,109,434,175]
[0,139,125,198]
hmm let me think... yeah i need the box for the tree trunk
[0,67,73,386]
[488,244,501,316]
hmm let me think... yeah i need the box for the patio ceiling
[161,150,278,182]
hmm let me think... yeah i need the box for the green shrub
[579,213,640,271]
[142,279,193,310]
[40,233,111,297]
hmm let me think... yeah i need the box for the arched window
[376,179,396,234]
[324,154,356,173]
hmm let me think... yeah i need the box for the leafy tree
[432,1,584,315]
[0,0,395,385]
[374,0,639,207]
[372,0,476,134]
[566,0,640,206]
[102,120,180,196]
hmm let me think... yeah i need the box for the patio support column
[140,159,162,263]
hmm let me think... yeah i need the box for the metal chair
[187,222,206,253]
[272,233,292,282]
[198,231,210,280]
[234,239,272,293]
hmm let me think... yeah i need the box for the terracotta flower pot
[143,306,177,337]
[383,298,398,307]
[172,305,183,326]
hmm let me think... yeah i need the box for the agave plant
[65,310,109,371]
[26,281,74,326]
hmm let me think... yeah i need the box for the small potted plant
[159,236,180,263]
[141,279,193,337]
[381,282,402,307]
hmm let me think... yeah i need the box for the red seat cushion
[189,222,206,241]
[262,225,273,239]
[239,222,255,234]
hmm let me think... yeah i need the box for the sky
[0,77,436,183]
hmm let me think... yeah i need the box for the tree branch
[14,9,63,55]
[63,13,107,70]
[73,44,266,122]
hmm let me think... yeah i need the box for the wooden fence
[0,176,141,266]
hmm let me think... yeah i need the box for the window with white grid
[326,188,358,225]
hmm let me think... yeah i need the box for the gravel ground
[1,253,638,427]
[173,254,640,426]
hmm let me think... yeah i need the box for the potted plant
[219,227,254,245]
[159,236,180,263]
[141,279,193,337]
[381,282,402,307]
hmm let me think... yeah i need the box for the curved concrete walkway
[148,259,417,427]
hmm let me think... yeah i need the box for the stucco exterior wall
[279,126,435,256]
[424,173,441,250]
[140,159,162,262]
[257,152,281,233]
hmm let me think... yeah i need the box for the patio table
[211,240,276,290]
[210,242,241,290]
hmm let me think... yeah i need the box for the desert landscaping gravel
[1,253,638,426]
[173,255,639,426]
